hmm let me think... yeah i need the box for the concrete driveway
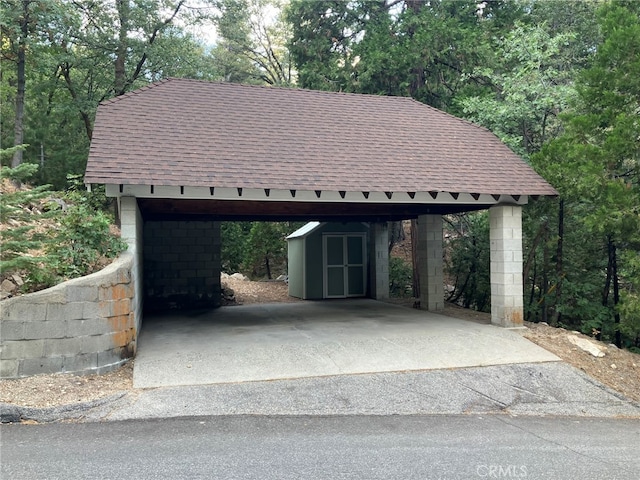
[133,299,559,388]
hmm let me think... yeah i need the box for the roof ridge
[164,77,418,102]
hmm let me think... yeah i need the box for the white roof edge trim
[286,222,322,240]
[103,184,529,206]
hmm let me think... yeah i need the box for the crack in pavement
[458,382,510,409]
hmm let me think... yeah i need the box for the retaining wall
[0,252,138,378]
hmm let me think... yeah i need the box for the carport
[84,78,557,360]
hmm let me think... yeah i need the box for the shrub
[46,201,127,279]
[0,163,126,293]
[389,257,413,298]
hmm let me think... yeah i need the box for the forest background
[1,0,639,351]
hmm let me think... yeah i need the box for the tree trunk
[601,235,615,341]
[523,221,547,321]
[405,0,423,13]
[265,255,271,280]
[463,235,478,309]
[529,257,537,321]
[60,64,94,140]
[11,0,31,168]
[541,221,549,324]
[410,219,420,301]
[115,0,130,97]
[550,198,564,327]
[612,240,622,348]
[388,221,405,254]
[523,222,546,291]
[603,235,613,307]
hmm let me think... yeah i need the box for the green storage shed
[287,222,370,300]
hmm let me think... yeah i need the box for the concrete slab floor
[133,299,560,389]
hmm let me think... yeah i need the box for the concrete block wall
[143,220,221,310]
[120,197,144,333]
[490,205,524,327]
[417,214,445,311]
[369,222,389,300]
[0,253,138,378]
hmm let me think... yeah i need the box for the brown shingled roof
[84,78,557,196]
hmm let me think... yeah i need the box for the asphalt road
[2,415,639,480]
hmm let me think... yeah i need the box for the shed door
[323,234,366,298]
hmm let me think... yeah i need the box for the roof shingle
[84,78,557,196]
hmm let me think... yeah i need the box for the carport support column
[120,197,141,252]
[119,196,143,334]
[370,222,389,300]
[489,205,524,327]
[417,214,444,311]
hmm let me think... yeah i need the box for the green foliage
[286,0,540,110]
[618,251,640,344]
[1,161,38,185]
[555,275,612,334]
[0,146,29,171]
[45,202,126,280]
[144,27,219,81]
[531,1,640,346]
[0,225,44,273]
[0,163,54,276]
[287,0,499,109]
[220,222,253,273]
[65,174,114,213]
[243,222,305,279]
[444,212,490,312]
[0,163,126,292]
[221,221,304,279]
[389,257,412,298]
[242,222,285,279]
[459,21,579,158]
[285,0,360,92]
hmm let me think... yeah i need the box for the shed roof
[85,78,557,197]
[286,221,321,240]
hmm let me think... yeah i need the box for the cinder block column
[417,214,444,311]
[369,222,389,300]
[489,205,524,327]
[119,196,143,333]
[119,197,141,252]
